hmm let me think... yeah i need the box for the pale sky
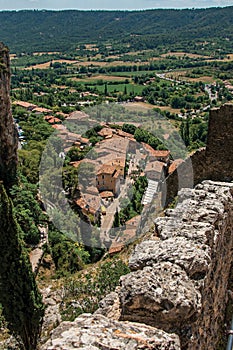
[0,0,232,10]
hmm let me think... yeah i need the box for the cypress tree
[113,208,120,228]
[0,182,44,350]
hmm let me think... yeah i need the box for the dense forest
[0,7,233,52]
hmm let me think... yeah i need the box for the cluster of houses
[13,100,53,114]
[14,101,177,252]
[62,114,172,253]
[13,100,69,127]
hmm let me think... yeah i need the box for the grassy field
[124,102,155,111]
[71,74,130,83]
[164,70,215,83]
[123,102,181,114]
[93,83,144,94]
[108,70,158,77]
[24,59,79,70]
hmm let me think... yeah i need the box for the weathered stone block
[41,313,181,350]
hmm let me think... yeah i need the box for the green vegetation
[143,80,209,110]
[118,176,148,225]
[0,8,233,53]
[10,175,47,245]
[180,116,208,151]
[0,183,44,350]
[60,258,130,321]
[48,227,90,276]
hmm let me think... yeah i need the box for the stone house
[144,160,165,181]
[96,164,121,196]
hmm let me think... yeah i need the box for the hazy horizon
[0,0,232,11]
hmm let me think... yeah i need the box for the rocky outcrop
[0,42,18,189]
[128,236,211,278]
[41,286,62,339]
[118,181,233,349]
[41,313,181,350]
[41,180,233,350]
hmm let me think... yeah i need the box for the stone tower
[205,103,233,181]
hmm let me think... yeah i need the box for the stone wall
[205,103,233,182]
[41,180,233,350]
[0,42,18,189]
[164,103,233,205]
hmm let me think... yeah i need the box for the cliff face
[0,42,18,189]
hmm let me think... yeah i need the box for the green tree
[122,123,136,135]
[113,208,120,228]
[0,183,44,350]
[10,175,47,245]
[104,83,108,95]
[180,119,190,147]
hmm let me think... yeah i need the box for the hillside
[0,7,233,53]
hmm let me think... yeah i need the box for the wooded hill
[0,7,232,53]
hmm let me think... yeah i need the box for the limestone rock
[41,181,233,350]
[129,237,211,279]
[94,291,121,320]
[41,313,181,350]
[41,287,62,338]
[119,262,201,335]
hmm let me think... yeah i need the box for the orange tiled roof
[32,106,52,113]
[80,137,89,144]
[47,117,61,124]
[125,215,141,227]
[52,124,65,130]
[100,191,114,198]
[116,129,134,138]
[142,143,170,158]
[113,170,121,179]
[168,159,184,174]
[106,158,125,168]
[13,100,36,108]
[75,194,100,215]
[70,161,82,168]
[97,164,117,176]
[145,161,165,173]
[98,127,113,138]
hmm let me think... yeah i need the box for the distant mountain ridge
[0,7,232,52]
